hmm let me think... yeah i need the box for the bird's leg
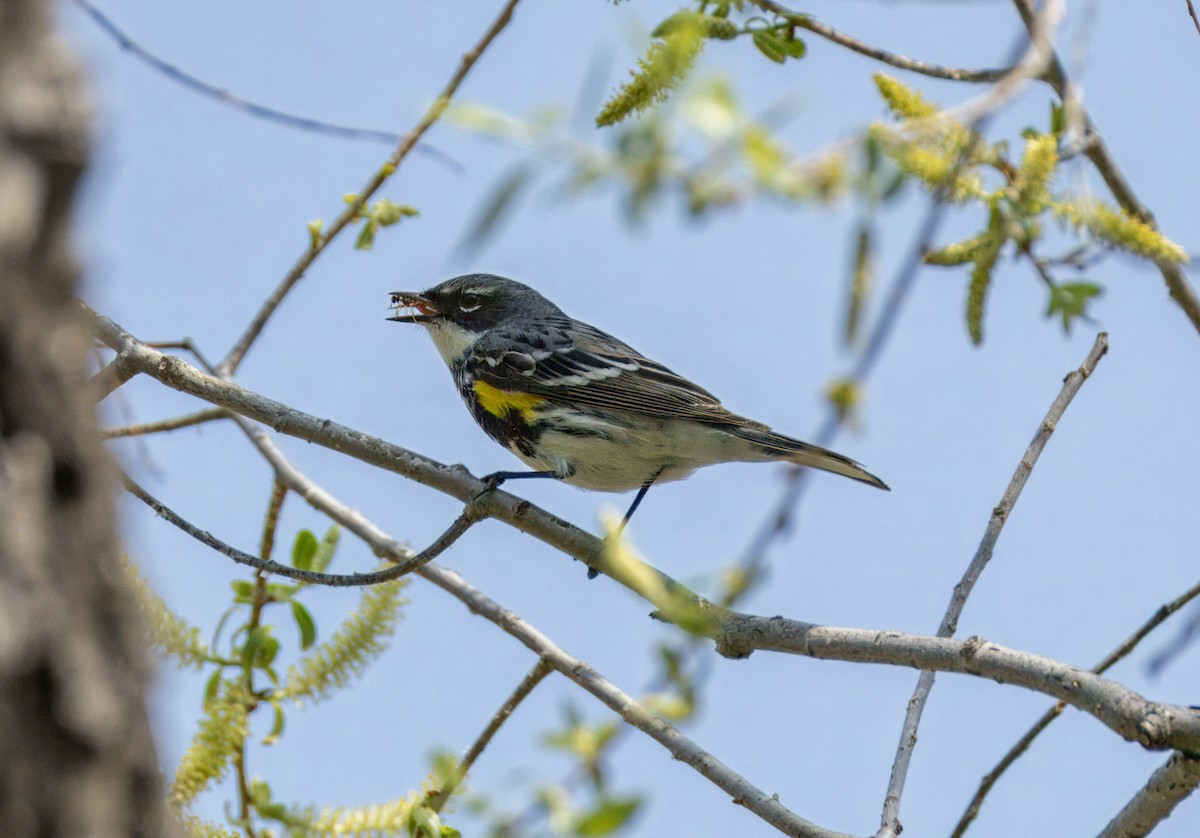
[472,469,562,503]
[589,468,663,580]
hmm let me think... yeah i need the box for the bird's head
[389,274,564,364]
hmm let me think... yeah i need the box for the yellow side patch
[473,380,545,422]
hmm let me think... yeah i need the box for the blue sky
[68,1,1200,835]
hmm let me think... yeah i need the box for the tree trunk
[0,1,172,834]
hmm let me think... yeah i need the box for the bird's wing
[468,322,764,428]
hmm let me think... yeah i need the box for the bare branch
[102,407,229,439]
[877,333,1108,837]
[121,473,477,587]
[216,0,522,377]
[952,571,1200,837]
[749,1,1011,83]
[1097,752,1200,838]
[417,564,855,838]
[428,658,554,815]
[1190,0,1200,37]
[69,0,457,167]
[714,619,1200,754]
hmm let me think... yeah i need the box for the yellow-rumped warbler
[389,274,887,543]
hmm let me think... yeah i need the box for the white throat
[424,320,479,366]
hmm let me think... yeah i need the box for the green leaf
[312,525,340,573]
[292,530,318,571]
[203,669,224,708]
[249,778,272,808]
[844,224,872,346]
[459,163,535,253]
[262,700,286,746]
[290,600,318,650]
[1050,101,1065,135]
[751,30,787,63]
[241,625,275,669]
[266,582,298,602]
[230,579,256,603]
[440,828,462,838]
[782,33,806,58]
[1045,281,1103,333]
[408,805,442,838]
[574,796,642,836]
[355,218,378,250]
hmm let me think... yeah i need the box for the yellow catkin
[1014,134,1058,215]
[873,73,938,119]
[1054,200,1188,264]
[966,233,1005,345]
[925,233,989,266]
[597,23,705,126]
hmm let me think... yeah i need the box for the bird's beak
[388,291,438,324]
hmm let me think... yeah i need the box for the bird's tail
[735,427,890,490]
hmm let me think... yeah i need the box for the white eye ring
[459,294,482,313]
[459,301,481,313]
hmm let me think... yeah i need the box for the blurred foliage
[136,511,432,836]
[345,195,420,251]
[872,74,1187,343]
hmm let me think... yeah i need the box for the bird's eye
[459,294,482,313]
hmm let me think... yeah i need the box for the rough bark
[0,1,172,834]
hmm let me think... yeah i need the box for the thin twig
[951,571,1200,837]
[876,332,1109,838]
[259,480,287,564]
[69,0,457,168]
[216,0,522,377]
[102,407,229,438]
[146,339,217,374]
[121,473,477,587]
[1096,752,1200,838]
[417,563,855,838]
[1188,0,1200,37]
[429,658,554,814]
[750,1,1011,83]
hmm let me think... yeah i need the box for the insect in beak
[387,291,438,323]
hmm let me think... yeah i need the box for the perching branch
[877,332,1109,838]
[216,0,522,376]
[1096,752,1200,838]
[749,1,1012,83]
[92,308,1200,759]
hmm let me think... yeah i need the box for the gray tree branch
[877,333,1108,838]
[1097,752,1200,838]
